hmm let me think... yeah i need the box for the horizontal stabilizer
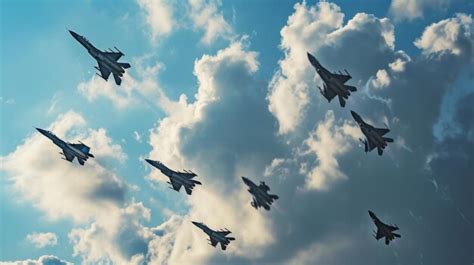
[118,62,131,69]
[338,96,346,107]
[113,73,122,86]
[345,85,357,92]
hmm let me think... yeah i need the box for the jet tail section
[392,233,401,238]
[383,137,394,143]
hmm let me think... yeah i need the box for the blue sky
[1,0,473,264]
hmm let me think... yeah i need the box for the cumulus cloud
[69,202,155,265]
[26,232,58,248]
[188,0,234,45]
[137,0,175,42]
[300,111,359,190]
[415,13,473,56]
[0,111,127,223]
[0,255,72,265]
[389,0,450,22]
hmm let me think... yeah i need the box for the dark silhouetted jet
[307,52,357,107]
[192,221,235,250]
[69,30,130,85]
[369,210,401,245]
[351,110,394,156]
[242,176,279,211]
[36,127,94,165]
[145,159,201,195]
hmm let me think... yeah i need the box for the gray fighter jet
[69,30,130,86]
[242,177,279,211]
[307,52,357,107]
[145,159,201,195]
[351,110,394,156]
[192,221,235,250]
[369,210,401,245]
[36,127,94,165]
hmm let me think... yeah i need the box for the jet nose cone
[35,127,47,135]
[350,110,359,121]
[368,210,376,218]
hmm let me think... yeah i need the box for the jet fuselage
[36,128,89,161]
[307,53,350,98]
[69,30,125,76]
[146,159,195,187]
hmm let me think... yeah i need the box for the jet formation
[307,52,357,107]
[242,176,279,211]
[192,221,235,250]
[351,111,394,156]
[31,30,406,253]
[145,159,201,195]
[69,30,130,86]
[369,211,401,245]
[36,127,94,165]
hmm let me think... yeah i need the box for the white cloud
[137,0,175,42]
[370,69,391,90]
[133,131,142,143]
[0,111,127,223]
[69,202,154,265]
[389,50,411,72]
[0,255,72,265]
[188,0,234,45]
[26,232,58,248]
[389,0,450,22]
[300,111,359,190]
[414,13,473,56]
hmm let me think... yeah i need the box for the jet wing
[323,87,337,101]
[374,128,390,136]
[62,149,75,162]
[97,61,112,80]
[70,143,90,154]
[367,138,377,152]
[388,225,399,231]
[209,237,218,247]
[375,229,384,240]
[103,51,122,61]
[217,231,231,236]
[169,178,182,191]
[332,73,351,83]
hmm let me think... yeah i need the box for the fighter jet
[307,52,357,107]
[69,30,130,86]
[369,210,401,245]
[192,221,235,250]
[242,176,279,211]
[36,127,94,165]
[351,110,394,156]
[145,159,201,195]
